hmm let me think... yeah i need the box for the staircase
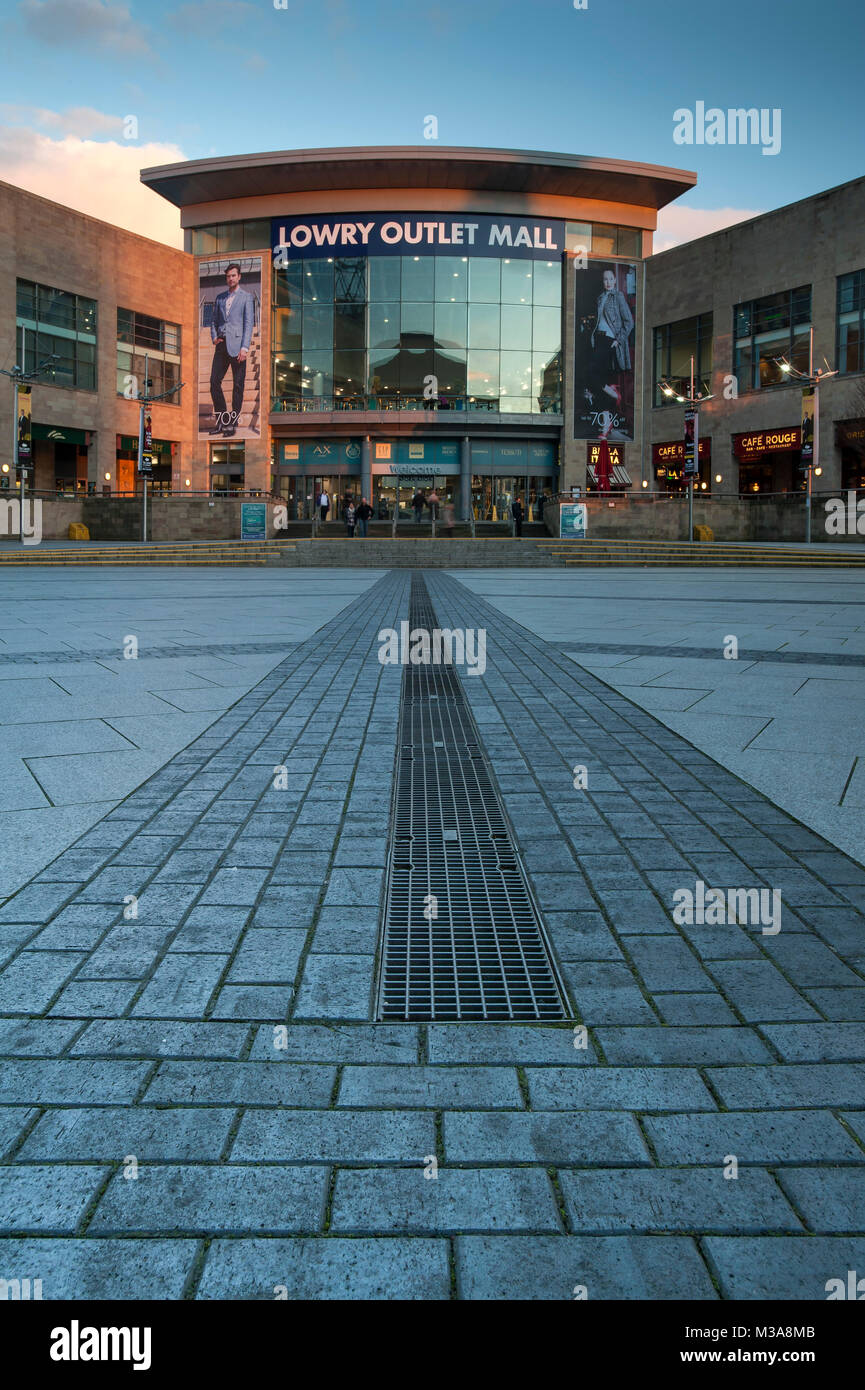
[536,539,865,567]
[0,540,296,567]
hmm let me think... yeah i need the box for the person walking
[427,488,440,522]
[317,488,330,523]
[343,498,356,537]
[355,496,373,538]
[412,489,426,525]
[443,500,455,535]
[512,496,524,538]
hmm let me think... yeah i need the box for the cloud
[653,204,763,253]
[0,103,125,138]
[0,124,186,247]
[17,0,152,56]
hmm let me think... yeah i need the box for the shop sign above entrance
[272,213,565,262]
[733,429,800,459]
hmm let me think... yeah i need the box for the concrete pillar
[361,435,371,502]
[460,435,471,520]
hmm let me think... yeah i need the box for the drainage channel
[376,573,567,1021]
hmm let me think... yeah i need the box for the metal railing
[270,393,562,415]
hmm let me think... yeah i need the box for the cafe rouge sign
[271,213,565,262]
[734,428,801,459]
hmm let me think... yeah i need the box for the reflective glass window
[468,302,499,349]
[468,258,500,303]
[501,303,532,351]
[435,257,467,302]
[401,256,434,300]
[532,260,561,306]
[532,305,560,351]
[467,350,499,398]
[501,259,532,303]
[369,303,399,349]
[369,257,400,301]
[401,302,434,341]
[434,301,467,351]
[302,302,333,350]
[303,261,333,303]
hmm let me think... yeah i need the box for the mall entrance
[274,474,362,519]
[471,474,553,521]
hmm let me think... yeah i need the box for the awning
[588,463,632,489]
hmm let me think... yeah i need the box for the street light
[773,327,837,544]
[659,355,714,541]
[132,352,184,542]
[0,327,58,543]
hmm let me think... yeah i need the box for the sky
[0,0,862,251]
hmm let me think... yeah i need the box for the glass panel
[566,223,592,253]
[399,348,435,396]
[242,219,271,249]
[753,291,790,335]
[591,224,617,256]
[792,286,811,325]
[333,302,365,350]
[401,256,434,300]
[273,262,303,307]
[532,259,561,306]
[192,226,219,255]
[499,350,533,402]
[534,351,561,411]
[369,257,400,301]
[501,259,532,303]
[434,346,466,396]
[302,302,333,350]
[468,257,500,303]
[369,349,399,398]
[532,305,560,351]
[39,286,77,331]
[16,280,36,318]
[333,349,365,400]
[302,261,333,303]
[218,222,244,252]
[300,351,333,397]
[272,358,302,398]
[616,228,642,259]
[435,256,467,302]
[434,301,466,350]
[500,303,532,351]
[369,303,399,349]
[334,258,366,302]
[467,350,499,399]
[272,306,301,352]
[468,302,499,349]
[401,301,434,341]
[734,303,751,338]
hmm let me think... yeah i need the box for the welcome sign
[272,213,565,262]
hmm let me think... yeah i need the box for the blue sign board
[272,213,565,263]
[241,502,267,540]
[559,503,588,539]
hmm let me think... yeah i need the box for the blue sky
[0,0,862,247]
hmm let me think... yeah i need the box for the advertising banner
[574,261,637,440]
[272,213,565,263]
[683,409,699,477]
[16,385,32,469]
[198,257,262,441]
[560,502,588,539]
[800,387,815,467]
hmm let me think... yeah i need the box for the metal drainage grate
[376,574,567,1021]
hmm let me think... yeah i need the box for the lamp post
[776,327,837,545]
[133,353,184,542]
[1,328,58,544]
[660,355,713,542]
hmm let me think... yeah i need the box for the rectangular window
[837,270,865,375]
[16,279,97,391]
[733,287,811,391]
[116,308,181,401]
[652,312,713,405]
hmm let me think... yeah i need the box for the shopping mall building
[1,145,863,517]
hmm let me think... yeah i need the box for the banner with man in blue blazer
[198,257,261,440]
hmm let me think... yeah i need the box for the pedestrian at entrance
[427,488,440,521]
[343,499,356,536]
[512,497,524,537]
[356,497,373,537]
[318,488,330,522]
[443,501,455,534]
[412,490,426,524]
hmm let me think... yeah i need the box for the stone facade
[644,176,865,496]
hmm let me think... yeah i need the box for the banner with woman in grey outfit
[574,261,637,441]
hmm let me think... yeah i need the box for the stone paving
[0,567,864,1300]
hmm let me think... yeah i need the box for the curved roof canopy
[141,145,696,211]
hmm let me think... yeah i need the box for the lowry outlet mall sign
[272,213,565,261]
[733,428,800,459]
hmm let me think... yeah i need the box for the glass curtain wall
[272,255,562,414]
